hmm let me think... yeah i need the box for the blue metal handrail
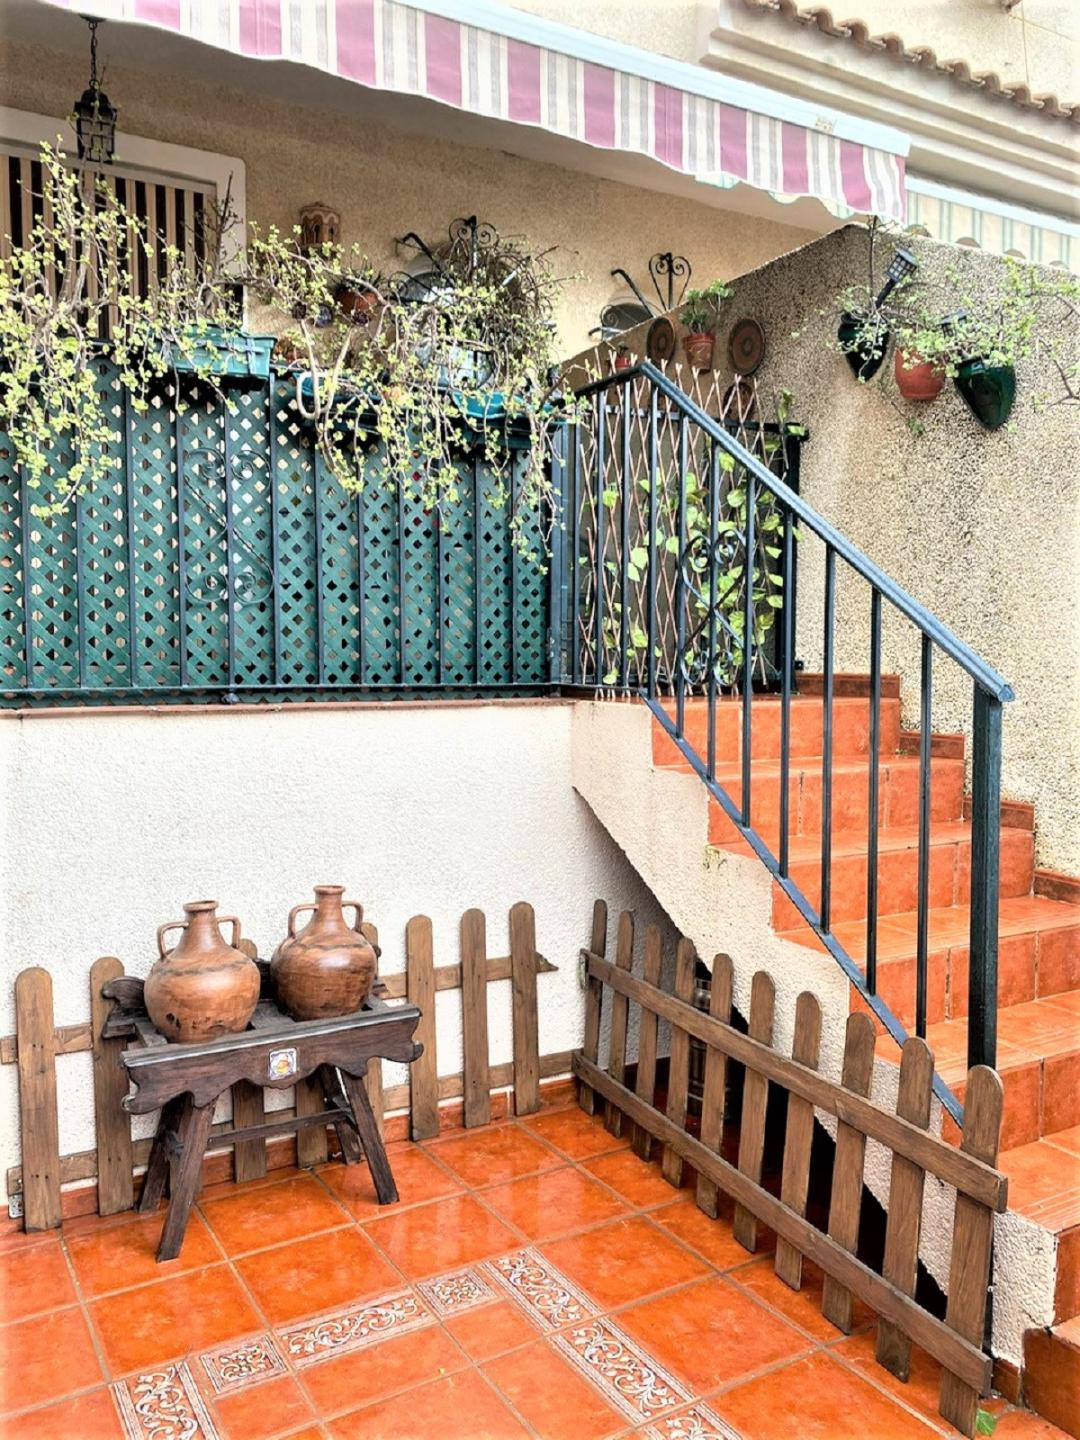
[571,362,1011,1120]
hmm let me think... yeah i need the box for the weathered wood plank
[461,907,490,1130]
[374,951,557,1002]
[293,1072,330,1166]
[774,989,822,1288]
[510,901,541,1116]
[821,1011,877,1332]
[662,938,697,1188]
[1,1023,92,1066]
[16,967,61,1231]
[579,899,608,1116]
[876,1037,934,1379]
[632,925,663,1161]
[938,1066,1004,1437]
[695,953,733,1218]
[733,971,776,1252]
[156,1102,214,1261]
[605,911,634,1137]
[407,915,439,1140]
[230,1080,267,1182]
[580,952,1005,1210]
[572,1053,990,1397]
[90,957,134,1215]
[361,921,384,1136]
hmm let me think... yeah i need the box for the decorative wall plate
[728,318,766,375]
[645,316,676,367]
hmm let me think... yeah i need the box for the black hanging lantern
[73,19,117,164]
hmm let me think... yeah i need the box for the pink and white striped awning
[44,0,909,221]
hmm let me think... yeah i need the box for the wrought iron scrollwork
[181,445,275,608]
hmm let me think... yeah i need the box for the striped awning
[44,0,909,222]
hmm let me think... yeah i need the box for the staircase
[565,360,1080,1432]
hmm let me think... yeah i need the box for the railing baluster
[675,415,689,737]
[866,589,883,995]
[646,385,659,698]
[779,508,794,877]
[619,383,631,691]
[916,634,933,1039]
[821,546,835,931]
[741,473,755,826]
[969,688,1002,1070]
[594,394,606,687]
[707,440,720,780]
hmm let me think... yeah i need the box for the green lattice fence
[0,360,557,704]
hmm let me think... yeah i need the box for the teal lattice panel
[0,432,26,689]
[316,455,361,687]
[439,461,479,685]
[357,477,401,685]
[177,388,229,688]
[127,379,182,686]
[271,382,319,686]
[226,386,275,687]
[512,456,548,683]
[77,360,129,688]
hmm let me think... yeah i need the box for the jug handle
[287,902,315,939]
[344,901,364,931]
[218,915,243,950]
[157,921,185,958]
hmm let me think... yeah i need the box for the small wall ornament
[298,202,341,254]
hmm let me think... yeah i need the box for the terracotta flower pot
[336,286,379,323]
[683,331,715,371]
[894,349,945,401]
[271,885,378,1021]
[145,901,260,1044]
[614,351,633,372]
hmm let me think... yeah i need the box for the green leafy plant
[681,279,732,335]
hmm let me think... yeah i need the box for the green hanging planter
[954,357,1016,430]
[837,311,889,383]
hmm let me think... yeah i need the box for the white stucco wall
[0,699,675,1202]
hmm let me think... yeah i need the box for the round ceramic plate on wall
[646,316,676,366]
[728,318,766,375]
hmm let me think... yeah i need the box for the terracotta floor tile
[999,1139,1080,1217]
[89,1263,261,1374]
[991,1409,1076,1438]
[300,1322,467,1418]
[0,1388,123,1438]
[66,1210,222,1298]
[363,1193,518,1280]
[481,1164,629,1240]
[0,1237,76,1322]
[484,1338,625,1440]
[427,1125,562,1188]
[1047,1125,1080,1158]
[998,998,1080,1054]
[280,1430,324,1440]
[728,1255,873,1340]
[522,1105,631,1160]
[617,1275,812,1392]
[651,1196,773,1269]
[541,1216,710,1311]
[211,1373,314,1440]
[1044,1051,1080,1134]
[1036,927,1080,998]
[200,1173,350,1256]
[712,1350,943,1438]
[1042,990,1080,1017]
[317,1145,464,1219]
[198,1166,308,1203]
[443,1298,541,1362]
[329,1367,530,1439]
[830,1330,944,1423]
[237,1226,400,1326]
[583,1148,687,1208]
[0,1306,103,1414]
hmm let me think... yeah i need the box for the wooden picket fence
[5,900,563,1228]
[573,900,1007,1440]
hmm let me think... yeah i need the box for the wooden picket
[571,912,1007,1440]
[6,900,558,1221]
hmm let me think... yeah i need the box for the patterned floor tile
[483,1247,599,1331]
[551,1315,691,1424]
[278,1289,434,1367]
[197,1333,287,1394]
[112,1362,219,1440]
[416,1264,498,1317]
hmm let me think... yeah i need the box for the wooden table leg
[156,1100,215,1262]
[340,1069,398,1205]
[139,1095,189,1214]
[320,1065,363,1165]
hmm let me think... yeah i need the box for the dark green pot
[837,312,888,383]
[954,357,1016,430]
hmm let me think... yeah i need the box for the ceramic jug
[271,885,377,1021]
[144,900,260,1043]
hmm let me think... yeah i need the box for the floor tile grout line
[824,1346,957,1438]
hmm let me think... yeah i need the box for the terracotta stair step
[1023,1316,1080,1436]
[652,692,903,768]
[873,992,1080,1151]
[779,896,1080,1032]
[702,753,967,848]
[765,822,1035,928]
[998,1128,1080,1327]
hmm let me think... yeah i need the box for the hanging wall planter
[837,312,889,382]
[954,356,1016,430]
[169,324,275,381]
[894,348,945,402]
[683,331,715,370]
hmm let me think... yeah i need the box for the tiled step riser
[708,758,967,850]
[772,828,1035,928]
[652,697,903,769]
[945,1050,1080,1151]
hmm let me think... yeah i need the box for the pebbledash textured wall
[0,700,676,1204]
[0,31,817,358]
[569,226,1080,876]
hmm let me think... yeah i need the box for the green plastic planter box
[170,325,275,381]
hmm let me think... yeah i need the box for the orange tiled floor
[0,1100,1070,1440]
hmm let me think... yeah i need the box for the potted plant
[614,344,633,372]
[892,317,948,401]
[680,280,732,369]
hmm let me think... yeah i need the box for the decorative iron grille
[0,360,554,703]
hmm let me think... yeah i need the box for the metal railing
[569,362,1012,1120]
[0,360,555,703]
